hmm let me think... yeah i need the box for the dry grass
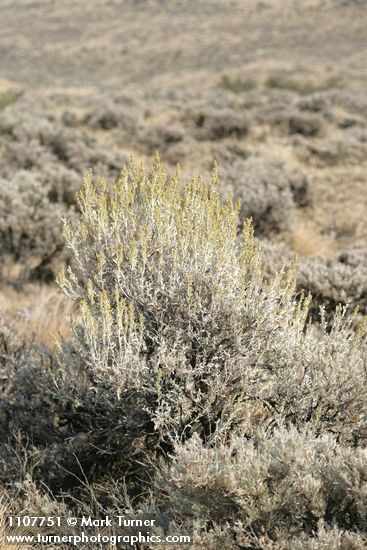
[287,204,337,259]
[288,223,335,259]
[0,490,24,550]
[0,284,75,347]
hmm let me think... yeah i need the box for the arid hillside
[1,3,367,548]
[1,0,367,336]
[0,0,366,91]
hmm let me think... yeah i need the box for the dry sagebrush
[219,155,310,235]
[0,102,128,284]
[153,427,367,549]
[1,158,367,548]
[58,158,367,455]
[1,83,366,290]
[261,240,367,318]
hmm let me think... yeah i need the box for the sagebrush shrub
[265,75,342,95]
[58,158,366,456]
[297,252,367,317]
[83,102,137,132]
[296,133,367,166]
[0,171,68,281]
[0,103,131,283]
[136,122,185,154]
[220,74,257,94]
[1,158,367,548]
[153,427,367,548]
[261,240,367,317]
[59,157,285,447]
[260,107,323,137]
[189,108,250,140]
[219,155,310,234]
[0,315,134,493]
[287,112,323,136]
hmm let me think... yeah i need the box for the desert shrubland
[219,154,310,235]
[153,427,367,548]
[1,159,365,548]
[0,80,366,291]
[188,108,251,140]
[0,54,366,550]
[261,239,367,319]
[0,1,366,547]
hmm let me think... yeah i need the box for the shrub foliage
[1,158,366,548]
